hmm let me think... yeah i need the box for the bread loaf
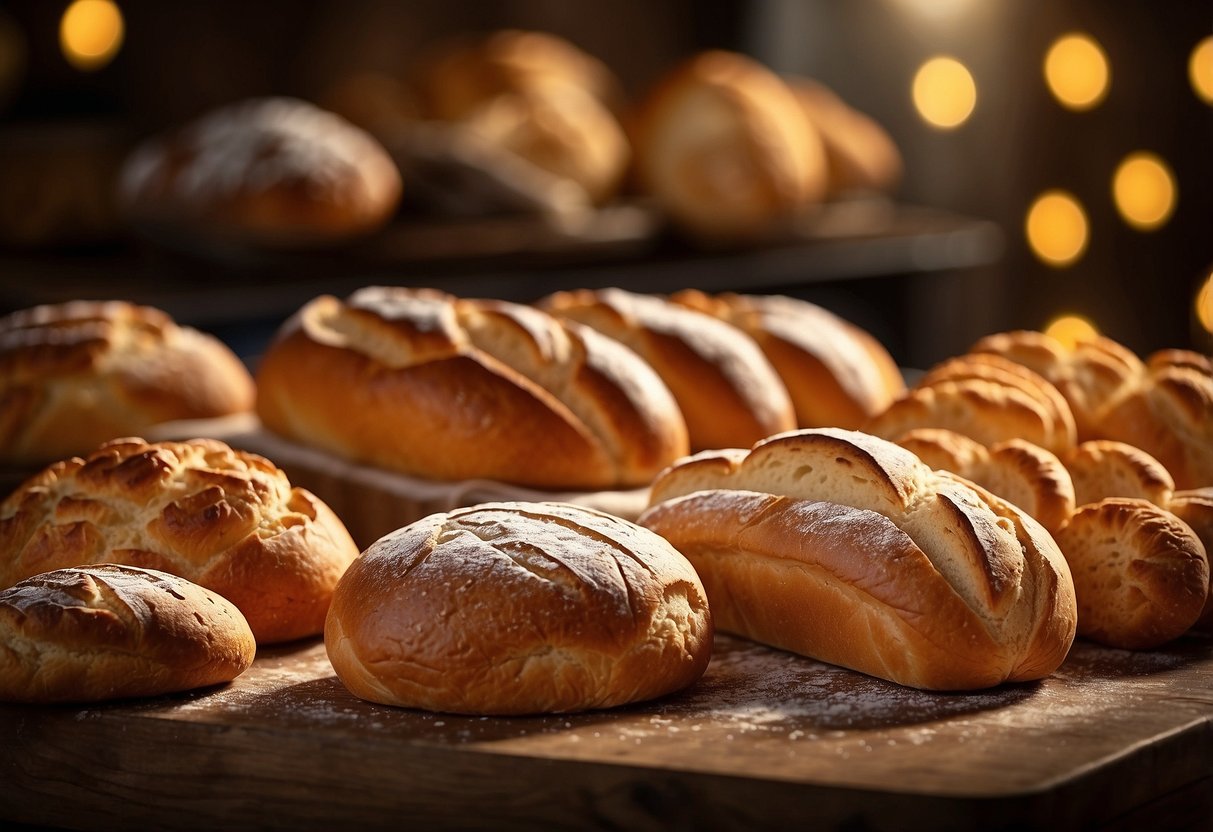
[631,50,828,240]
[670,289,904,430]
[0,438,359,643]
[1168,490,1213,630]
[255,287,688,490]
[0,564,255,703]
[118,97,402,247]
[0,301,254,466]
[539,288,796,451]
[640,428,1077,690]
[1054,499,1208,649]
[1063,440,1175,509]
[325,501,712,714]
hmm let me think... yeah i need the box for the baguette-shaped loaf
[670,289,904,430]
[640,428,1077,690]
[326,501,712,715]
[1,301,255,466]
[256,287,688,490]
[540,288,796,451]
[0,564,255,703]
[0,438,359,643]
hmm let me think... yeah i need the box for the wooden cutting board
[3,633,1212,831]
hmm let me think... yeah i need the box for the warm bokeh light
[1025,190,1088,267]
[1197,270,1213,335]
[1191,36,1213,105]
[912,56,977,129]
[1044,314,1099,349]
[1044,33,1110,111]
[60,0,124,71]
[1112,152,1176,230]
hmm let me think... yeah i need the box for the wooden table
[3,633,1212,831]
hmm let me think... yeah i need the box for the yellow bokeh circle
[1044,33,1110,111]
[912,56,977,129]
[1191,36,1213,105]
[1112,152,1176,231]
[1025,190,1089,267]
[1044,314,1099,349]
[1196,270,1213,335]
[60,0,124,71]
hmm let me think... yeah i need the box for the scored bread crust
[255,287,688,491]
[0,564,255,703]
[540,287,796,451]
[325,501,713,715]
[0,438,359,643]
[670,289,904,430]
[1063,440,1175,509]
[640,428,1077,690]
[0,300,255,466]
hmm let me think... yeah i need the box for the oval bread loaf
[640,428,1077,690]
[255,287,689,490]
[0,564,255,703]
[325,501,713,715]
[1168,490,1213,630]
[0,300,255,466]
[0,438,359,643]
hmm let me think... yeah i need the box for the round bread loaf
[118,97,402,247]
[0,300,255,466]
[540,287,796,451]
[641,428,1077,690]
[0,564,255,703]
[1063,440,1175,509]
[255,287,688,490]
[325,501,713,715]
[670,289,904,429]
[0,438,359,643]
[631,50,828,240]
[1168,489,1213,630]
[1054,498,1208,650]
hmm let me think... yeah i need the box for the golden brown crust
[0,301,255,466]
[255,288,688,490]
[0,564,255,703]
[540,288,795,451]
[1063,440,1175,508]
[0,438,359,643]
[1167,489,1213,630]
[630,50,827,240]
[1055,498,1208,649]
[640,428,1077,690]
[118,98,402,247]
[670,290,904,430]
[325,501,712,715]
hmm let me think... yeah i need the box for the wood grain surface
[2,633,1213,831]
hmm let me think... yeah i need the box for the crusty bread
[1062,440,1175,508]
[0,564,255,703]
[118,97,402,247]
[325,501,712,715]
[1168,489,1213,630]
[539,287,795,451]
[1054,498,1208,649]
[0,301,255,466]
[630,50,828,240]
[670,289,904,430]
[0,438,359,643]
[640,428,1077,690]
[893,429,1075,534]
[256,287,688,490]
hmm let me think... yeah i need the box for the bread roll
[255,287,688,490]
[1063,440,1175,509]
[1054,499,1208,649]
[0,438,359,643]
[0,301,255,466]
[671,290,904,430]
[640,428,1077,690]
[631,50,828,240]
[1168,489,1213,630]
[325,501,712,715]
[540,288,796,451]
[0,564,255,703]
[118,97,402,247]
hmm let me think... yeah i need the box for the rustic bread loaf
[640,428,1077,690]
[1054,499,1208,650]
[326,501,712,715]
[118,97,402,247]
[1168,489,1213,630]
[630,50,828,240]
[0,564,255,703]
[256,287,688,490]
[539,287,795,451]
[0,301,255,466]
[1062,440,1175,509]
[0,438,359,643]
[670,289,904,430]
